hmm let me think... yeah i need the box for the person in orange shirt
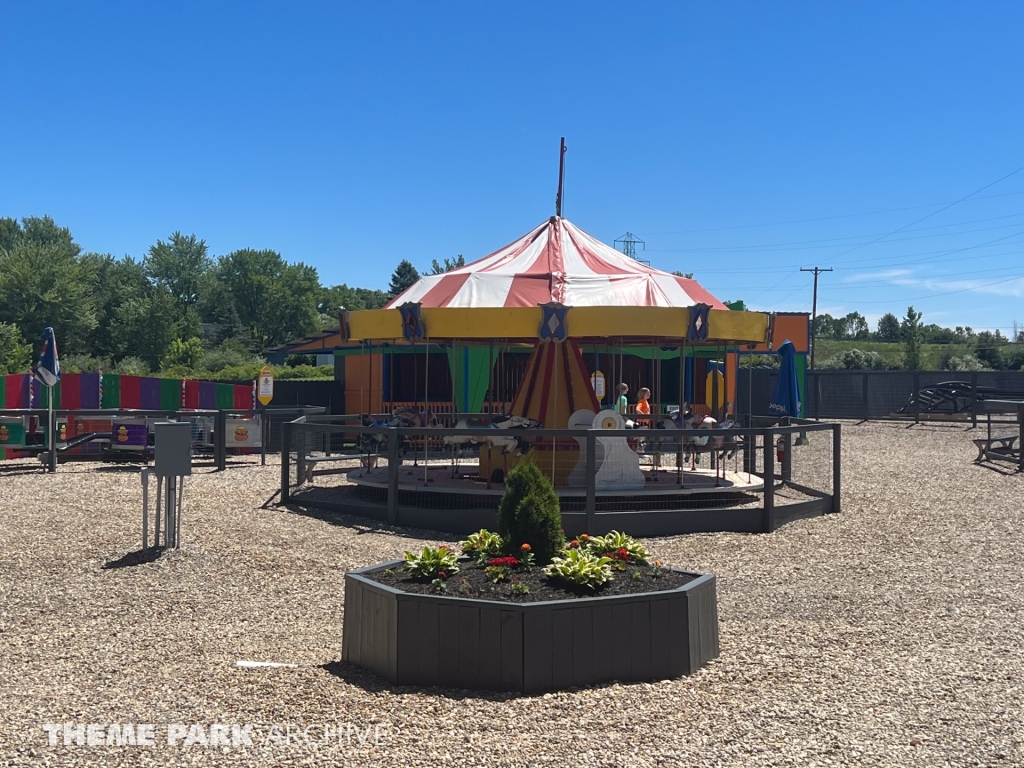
[635,387,652,426]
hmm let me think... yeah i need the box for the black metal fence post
[970,372,978,428]
[215,410,227,471]
[831,422,841,513]
[762,429,774,533]
[585,431,596,534]
[387,427,399,525]
[862,372,869,418]
[280,420,291,504]
[781,420,793,482]
[913,372,921,424]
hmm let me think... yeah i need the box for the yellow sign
[257,366,274,406]
[0,425,7,442]
[234,425,249,442]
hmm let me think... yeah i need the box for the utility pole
[801,266,833,369]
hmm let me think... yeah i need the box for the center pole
[555,137,567,217]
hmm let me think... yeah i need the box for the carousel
[333,213,772,508]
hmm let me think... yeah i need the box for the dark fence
[278,415,841,536]
[737,369,1024,422]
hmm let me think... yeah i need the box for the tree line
[815,307,1024,372]
[0,216,436,378]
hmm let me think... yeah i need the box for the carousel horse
[443,413,542,475]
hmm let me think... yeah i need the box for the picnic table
[975,400,1024,470]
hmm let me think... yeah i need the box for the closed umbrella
[34,327,60,471]
[768,340,801,419]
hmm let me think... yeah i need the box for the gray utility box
[153,421,192,477]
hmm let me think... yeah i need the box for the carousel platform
[346,462,763,498]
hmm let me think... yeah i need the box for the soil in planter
[367,562,696,603]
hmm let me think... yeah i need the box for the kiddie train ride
[325,215,774,511]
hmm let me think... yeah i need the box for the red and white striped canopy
[386,216,725,309]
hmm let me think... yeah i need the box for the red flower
[608,548,630,561]
[487,556,519,567]
[520,543,532,552]
[568,540,580,549]
[438,570,447,579]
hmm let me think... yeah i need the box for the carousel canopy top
[387,216,726,310]
[284,216,770,349]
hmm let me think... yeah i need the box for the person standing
[615,383,629,414]
[636,387,652,426]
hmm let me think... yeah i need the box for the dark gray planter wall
[342,560,720,694]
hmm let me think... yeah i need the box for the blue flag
[768,339,801,418]
[35,327,60,387]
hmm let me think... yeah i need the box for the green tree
[161,337,204,371]
[214,249,321,350]
[813,313,837,340]
[671,270,694,279]
[111,288,180,369]
[318,284,389,315]
[145,232,211,312]
[429,254,465,275]
[0,219,97,352]
[0,321,31,374]
[876,313,901,342]
[838,312,870,340]
[901,306,923,370]
[973,330,1005,370]
[81,253,150,359]
[388,259,420,299]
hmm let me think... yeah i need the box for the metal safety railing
[278,414,841,534]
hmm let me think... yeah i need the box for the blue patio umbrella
[768,340,801,419]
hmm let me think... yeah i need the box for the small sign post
[258,367,274,406]
[257,366,273,465]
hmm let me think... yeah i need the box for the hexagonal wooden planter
[342,560,719,694]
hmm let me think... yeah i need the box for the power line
[647,217,1024,254]
[826,164,1024,264]
[637,190,1024,236]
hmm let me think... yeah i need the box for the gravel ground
[1,420,1022,767]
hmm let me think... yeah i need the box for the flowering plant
[487,556,520,567]
[584,531,651,564]
[404,546,460,580]
[460,529,504,564]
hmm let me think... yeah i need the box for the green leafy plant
[404,546,459,580]
[430,578,447,594]
[649,560,667,580]
[383,568,394,577]
[584,531,651,564]
[631,568,643,581]
[460,529,504,564]
[510,578,530,596]
[458,578,473,596]
[544,549,614,590]
[498,463,563,565]
[484,565,510,583]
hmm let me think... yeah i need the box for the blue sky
[2,2,1022,332]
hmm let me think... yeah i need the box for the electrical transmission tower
[615,232,648,264]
